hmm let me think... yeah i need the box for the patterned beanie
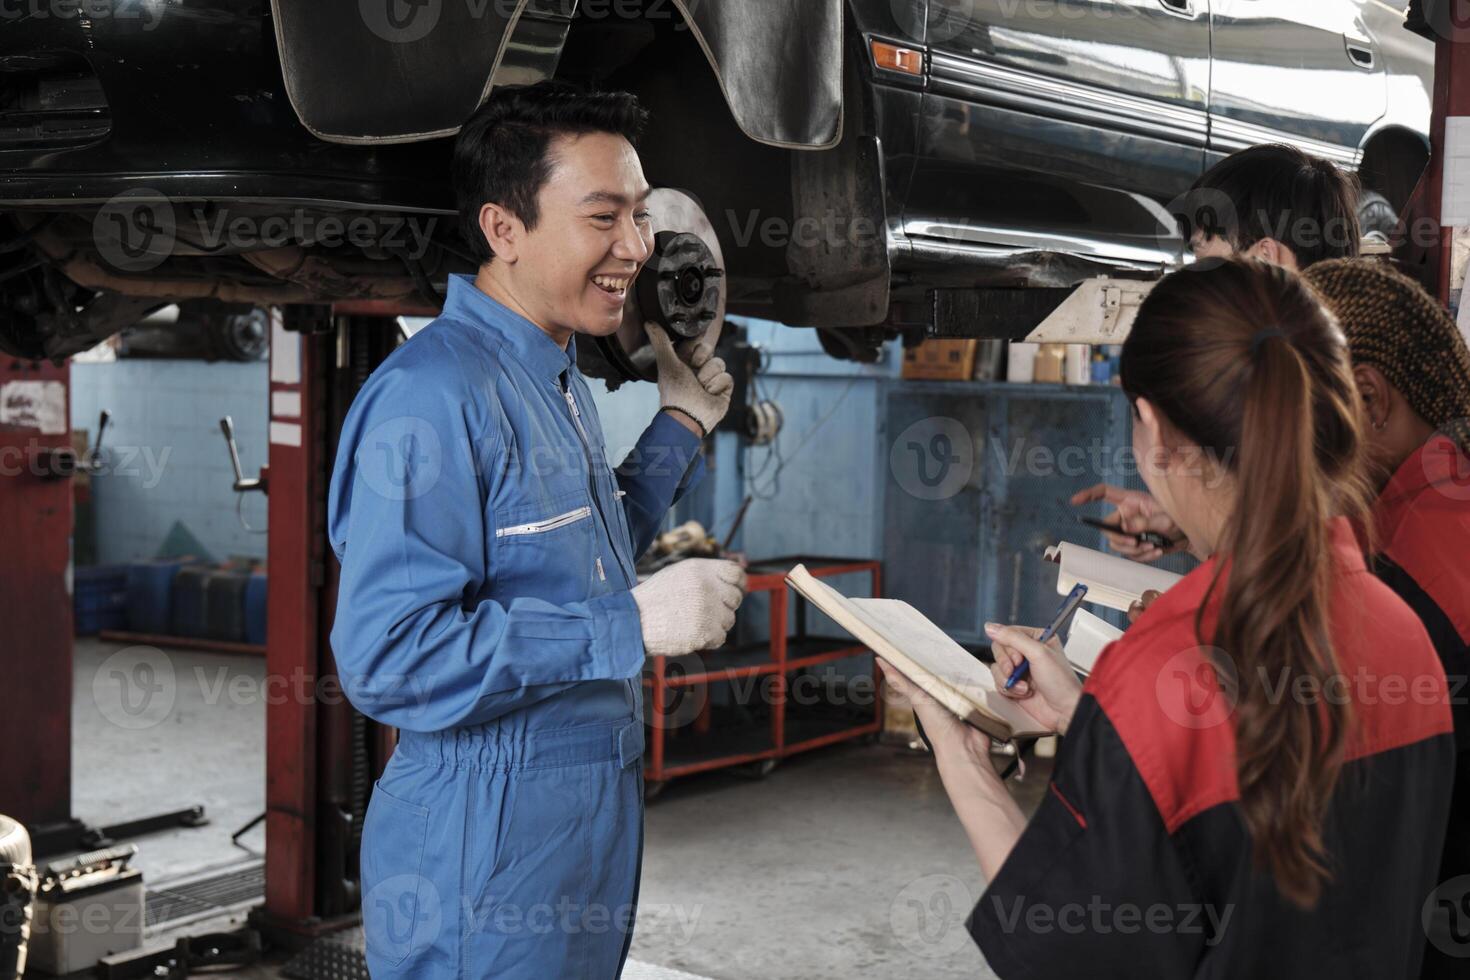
[1303,258,1470,457]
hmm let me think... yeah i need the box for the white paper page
[1046,542,1183,612]
[786,567,1042,735]
[1064,608,1123,676]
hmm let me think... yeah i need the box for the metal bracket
[1022,277,1155,345]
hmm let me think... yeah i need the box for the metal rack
[641,557,883,796]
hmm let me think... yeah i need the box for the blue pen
[1004,583,1089,690]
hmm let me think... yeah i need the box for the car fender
[270,0,843,148]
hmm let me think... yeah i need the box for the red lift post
[0,358,73,833]
[1413,5,1470,303]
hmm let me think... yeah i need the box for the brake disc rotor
[585,187,725,386]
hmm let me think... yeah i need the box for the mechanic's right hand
[631,558,746,656]
[1070,483,1186,563]
[986,623,1083,735]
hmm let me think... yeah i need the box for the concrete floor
[70,636,1048,979]
[72,637,268,877]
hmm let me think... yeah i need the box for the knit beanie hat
[1303,258,1470,457]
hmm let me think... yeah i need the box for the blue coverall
[327,274,705,978]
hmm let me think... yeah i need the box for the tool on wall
[219,416,266,494]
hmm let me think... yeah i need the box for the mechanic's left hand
[647,321,733,436]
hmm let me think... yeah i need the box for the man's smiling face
[508,131,655,344]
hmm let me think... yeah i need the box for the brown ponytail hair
[1119,259,1373,907]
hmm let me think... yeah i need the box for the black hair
[452,81,649,265]
[1179,144,1362,268]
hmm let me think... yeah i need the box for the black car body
[0,0,1434,370]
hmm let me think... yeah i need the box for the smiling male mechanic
[328,82,745,978]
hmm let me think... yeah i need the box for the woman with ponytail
[884,259,1455,977]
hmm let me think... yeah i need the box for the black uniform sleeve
[969,695,1210,979]
[1373,556,1470,748]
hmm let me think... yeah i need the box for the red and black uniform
[969,518,1455,979]
[1369,435,1470,977]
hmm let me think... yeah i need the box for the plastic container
[74,565,128,636]
[203,571,250,643]
[125,560,184,635]
[244,573,267,646]
[1033,343,1066,384]
[1006,342,1039,383]
[1064,344,1092,386]
[171,566,211,639]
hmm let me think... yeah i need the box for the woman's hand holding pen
[986,623,1083,736]
[1070,483,1189,562]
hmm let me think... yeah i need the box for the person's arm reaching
[616,321,734,556]
[1070,483,1190,562]
[616,410,707,559]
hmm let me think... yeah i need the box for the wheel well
[1359,128,1430,213]
[556,6,884,326]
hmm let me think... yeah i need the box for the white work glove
[647,321,734,437]
[631,558,746,656]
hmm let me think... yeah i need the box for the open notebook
[1044,541,1184,612]
[786,565,1052,741]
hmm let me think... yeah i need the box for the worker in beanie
[1304,257,1470,976]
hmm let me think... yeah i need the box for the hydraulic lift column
[0,358,72,831]
[259,308,402,938]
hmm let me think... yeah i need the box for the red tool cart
[641,557,883,797]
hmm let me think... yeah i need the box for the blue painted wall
[583,319,1171,648]
[583,318,896,564]
[71,360,270,566]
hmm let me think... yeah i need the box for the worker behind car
[1302,257,1470,977]
[1073,143,1364,565]
[884,258,1454,977]
[327,81,745,979]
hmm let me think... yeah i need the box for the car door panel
[1208,0,1387,167]
[911,0,1210,262]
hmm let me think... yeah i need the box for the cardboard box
[902,339,978,380]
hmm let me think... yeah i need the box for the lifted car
[0,0,1433,377]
